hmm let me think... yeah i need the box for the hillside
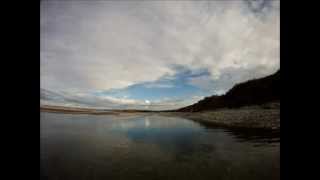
[178,70,280,112]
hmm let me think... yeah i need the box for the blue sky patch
[95,66,213,101]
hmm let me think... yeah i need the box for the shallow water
[40,112,279,180]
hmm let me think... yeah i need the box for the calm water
[40,112,279,180]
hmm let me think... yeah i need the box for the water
[41,112,280,180]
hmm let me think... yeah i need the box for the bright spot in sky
[145,100,150,104]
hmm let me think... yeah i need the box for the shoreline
[161,108,280,130]
[41,105,280,131]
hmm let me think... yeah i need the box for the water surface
[41,112,279,180]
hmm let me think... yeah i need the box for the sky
[40,0,280,110]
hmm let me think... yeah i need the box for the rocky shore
[162,103,280,130]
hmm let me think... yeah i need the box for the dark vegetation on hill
[178,70,280,112]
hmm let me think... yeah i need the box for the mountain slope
[178,70,280,112]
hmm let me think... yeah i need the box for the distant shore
[41,103,280,130]
[41,105,155,115]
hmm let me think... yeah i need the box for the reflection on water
[41,112,279,180]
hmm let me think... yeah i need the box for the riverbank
[157,100,280,130]
[41,103,280,130]
[162,107,279,130]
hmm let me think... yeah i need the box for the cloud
[188,75,215,92]
[41,88,201,110]
[143,83,174,89]
[41,0,279,109]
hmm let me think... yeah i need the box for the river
[41,112,279,180]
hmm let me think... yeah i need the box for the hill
[178,70,280,112]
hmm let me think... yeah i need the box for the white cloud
[41,89,201,110]
[41,0,279,109]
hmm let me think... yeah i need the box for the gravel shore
[162,106,280,130]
